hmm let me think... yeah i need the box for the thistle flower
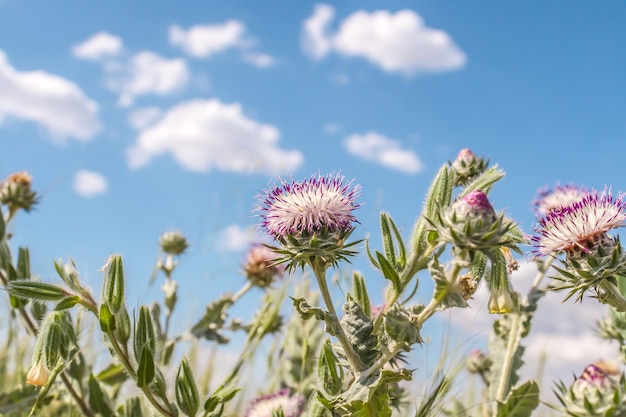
[451,148,489,186]
[244,389,304,417]
[0,171,38,214]
[532,188,626,257]
[533,183,589,215]
[26,362,49,386]
[256,173,361,269]
[466,349,492,375]
[243,244,285,288]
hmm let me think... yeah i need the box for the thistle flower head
[243,244,285,288]
[0,171,38,214]
[532,188,626,257]
[573,364,615,392]
[453,190,496,222]
[159,231,189,256]
[244,389,304,417]
[451,148,489,185]
[466,349,492,375]
[533,183,589,215]
[256,173,361,270]
[257,173,360,239]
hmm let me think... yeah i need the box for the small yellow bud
[26,363,49,386]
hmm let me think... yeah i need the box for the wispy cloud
[302,4,466,75]
[126,98,303,175]
[0,50,101,141]
[217,224,260,252]
[344,132,423,174]
[169,21,247,58]
[73,169,109,197]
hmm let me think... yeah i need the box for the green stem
[231,281,253,304]
[309,258,364,372]
[492,312,521,413]
[105,330,176,417]
[416,263,462,325]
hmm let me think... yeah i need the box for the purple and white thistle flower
[243,244,285,288]
[244,389,304,417]
[256,173,361,269]
[257,173,360,239]
[532,188,626,257]
[533,183,589,216]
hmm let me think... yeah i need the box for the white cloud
[72,32,123,61]
[301,3,335,59]
[128,107,162,130]
[301,4,466,75]
[344,132,423,174]
[323,122,342,135]
[169,21,247,58]
[0,50,101,141]
[217,224,260,252]
[242,53,275,68]
[73,169,108,197]
[105,51,189,106]
[446,260,615,385]
[126,98,303,175]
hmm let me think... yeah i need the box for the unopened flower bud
[243,245,285,288]
[159,231,188,256]
[453,190,496,224]
[466,349,492,375]
[451,149,489,186]
[0,171,38,213]
[26,363,49,386]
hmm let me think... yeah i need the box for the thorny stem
[0,269,96,417]
[309,258,365,373]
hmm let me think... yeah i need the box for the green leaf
[352,272,371,316]
[0,208,5,242]
[16,247,31,279]
[96,363,127,386]
[114,305,132,348]
[380,212,397,268]
[176,358,200,416]
[88,373,115,417]
[136,346,155,388]
[460,165,505,197]
[387,215,407,269]
[376,252,401,294]
[318,340,342,396]
[189,294,233,343]
[497,381,540,417]
[99,304,116,332]
[54,295,81,311]
[8,280,68,301]
[204,383,241,414]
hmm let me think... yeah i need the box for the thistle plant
[3,153,626,417]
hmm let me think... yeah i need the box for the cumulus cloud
[73,169,108,197]
[217,224,260,252]
[446,260,614,384]
[72,32,123,61]
[344,132,423,174]
[126,98,303,175]
[169,21,247,58]
[301,4,335,59]
[105,51,189,106]
[0,50,101,141]
[301,4,466,75]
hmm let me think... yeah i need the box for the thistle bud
[243,245,285,288]
[0,171,38,214]
[436,190,515,258]
[451,149,489,186]
[466,349,492,375]
[159,231,188,256]
[26,362,49,386]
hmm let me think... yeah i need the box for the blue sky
[2,0,626,388]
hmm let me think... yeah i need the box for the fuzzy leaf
[8,280,68,301]
[176,358,200,416]
[136,346,155,388]
[497,381,540,417]
[99,304,116,332]
[103,255,125,314]
[54,295,81,311]
[133,306,156,362]
[190,294,233,343]
[380,212,397,268]
[376,252,401,295]
[88,373,115,417]
[16,247,30,279]
[96,363,127,386]
[352,273,371,316]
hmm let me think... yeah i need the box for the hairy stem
[309,258,364,373]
